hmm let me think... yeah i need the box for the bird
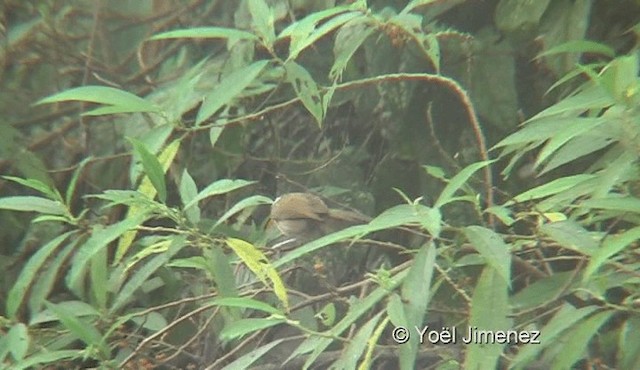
[270,192,370,243]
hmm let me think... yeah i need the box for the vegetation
[1,0,639,369]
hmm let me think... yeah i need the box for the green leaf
[220,339,287,370]
[226,238,289,310]
[167,256,208,270]
[149,27,258,42]
[507,174,596,204]
[66,213,149,295]
[129,312,168,332]
[331,311,384,370]
[287,11,362,61]
[184,179,255,211]
[401,0,439,14]
[510,305,598,367]
[464,267,511,370]
[30,300,99,325]
[330,17,373,80]
[128,138,167,203]
[220,318,285,341]
[28,239,78,316]
[527,85,614,122]
[287,269,408,369]
[535,117,604,167]
[580,197,640,214]
[0,196,67,216]
[539,220,598,255]
[12,350,80,370]
[209,125,224,147]
[537,39,615,59]
[3,176,61,200]
[422,165,448,182]
[485,206,515,226]
[44,301,107,356]
[179,169,200,224]
[386,293,408,328]
[552,310,613,369]
[399,243,436,370]
[65,157,92,207]
[35,86,161,116]
[90,245,108,310]
[538,129,614,176]
[435,160,494,208]
[285,61,323,125]
[206,247,240,305]
[110,236,185,313]
[195,60,269,125]
[278,5,353,39]
[599,53,640,103]
[6,232,75,319]
[463,226,511,286]
[214,195,273,228]
[583,226,640,282]
[210,297,282,315]
[248,0,276,47]
[620,316,640,370]
[510,271,576,310]
[7,323,29,362]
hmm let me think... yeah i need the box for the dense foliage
[1,0,639,369]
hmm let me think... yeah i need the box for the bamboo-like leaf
[330,17,373,80]
[401,0,439,14]
[115,139,180,263]
[35,86,161,115]
[226,238,289,310]
[0,196,67,216]
[537,39,615,59]
[44,302,107,357]
[464,267,512,370]
[12,350,80,370]
[7,323,29,362]
[552,310,613,369]
[110,236,185,313]
[221,339,286,370]
[3,176,61,201]
[286,269,408,368]
[399,243,436,369]
[184,179,256,210]
[248,0,276,47]
[287,12,362,61]
[220,317,285,341]
[67,213,149,295]
[28,239,78,316]
[535,118,604,168]
[214,195,272,227]
[285,61,323,125]
[332,311,383,370]
[580,197,640,214]
[583,226,640,282]
[463,226,511,286]
[507,174,596,204]
[6,231,75,319]
[195,60,269,125]
[64,157,92,207]
[179,169,200,224]
[149,27,258,42]
[209,297,282,315]
[435,160,494,208]
[128,138,167,203]
[510,305,598,367]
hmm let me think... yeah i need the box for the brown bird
[270,192,370,243]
